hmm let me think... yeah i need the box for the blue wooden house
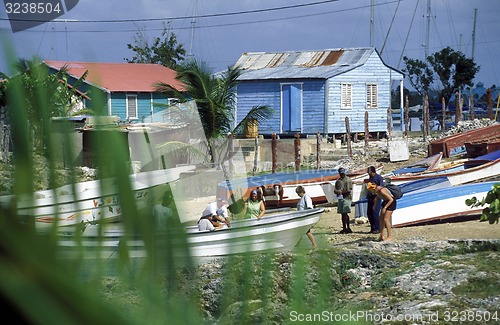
[234,48,404,137]
[44,61,184,122]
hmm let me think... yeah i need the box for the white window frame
[366,83,378,109]
[126,95,138,120]
[341,83,352,109]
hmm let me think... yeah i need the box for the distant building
[44,61,184,123]
[234,48,404,137]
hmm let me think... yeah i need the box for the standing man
[334,167,353,234]
[367,166,383,234]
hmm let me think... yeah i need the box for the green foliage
[465,183,500,224]
[402,56,434,96]
[427,47,480,100]
[4,57,91,154]
[126,23,186,69]
[452,275,500,299]
[403,47,479,101]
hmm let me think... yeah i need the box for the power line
[1,0,341,23]
[1,0,403,33]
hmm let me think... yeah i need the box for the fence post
[386,107,392,141]
[253,136,259,176]
[272,133,277,174]
[423,95,429,141]
[441,97,446,132]
[364,111,369,156]
[470,95,475,120]
[316,132,321,170]
[455,91,461,124]
[227,132,234,179]
[405,95,409,137]
[345,116,352,158]
[294,133,301,172]
[487,88,493,120]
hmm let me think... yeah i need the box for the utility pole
[472,8,477,59]
[425,0,431,59]
[370,0,374,47]
[188,0,198,57]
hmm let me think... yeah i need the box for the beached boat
[260,165,383,208]
[354,176,452,219]
[56,208,325,259]
[0,165,196,229]
[428,123,500,158]
[217,166,379,208]
[388,152,500,186]
[388,152,443,175]
[391,181,496,227]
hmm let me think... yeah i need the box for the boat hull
[391,181,495,227]
[56,208,324,259]
[389,158,500,186]
[0,166,195,229]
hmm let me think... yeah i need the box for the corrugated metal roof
[43,61,184,92]
[236,48,395,80]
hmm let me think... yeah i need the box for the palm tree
[156,59,273,166]
[6,58,93,153]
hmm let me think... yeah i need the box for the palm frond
[156,140,207,161]
[233,105,274,136]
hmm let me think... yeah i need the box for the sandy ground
[308,206,500,248]
[185,195,499,248]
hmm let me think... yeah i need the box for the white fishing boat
[354,176,452,219]
[0,165,196,229]
[56,208,325,259]
[388,156,500,186]
[391,181,496,227]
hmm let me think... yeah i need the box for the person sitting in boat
[366,182,396,241]
[295,185,318,248]
[244,189,266,220]
[198,215,225,231]
[200,198,231,228]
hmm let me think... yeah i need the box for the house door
[281,84,302,133]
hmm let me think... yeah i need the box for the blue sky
[1,0,499,89]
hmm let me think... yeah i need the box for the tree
[427,47,479,100]
[402,57,434,97]
[126,24,186,69]
[156,60,273,165]
[5,57,91,153]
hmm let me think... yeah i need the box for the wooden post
[424,95,430,139]
[272,133,277,174]
[441,97,446,132]
[455,91,461,124]
[386,107,392,141]
[294,133,301,172]
[364,111,369,156]
[459,96,464,123]
[345,117,352,158]
[253,136,259,176]
[228,132,234,178]
[487,88,493,120]
[316,132,321,170]
[405,95,409,137]
[470,95,475,120]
